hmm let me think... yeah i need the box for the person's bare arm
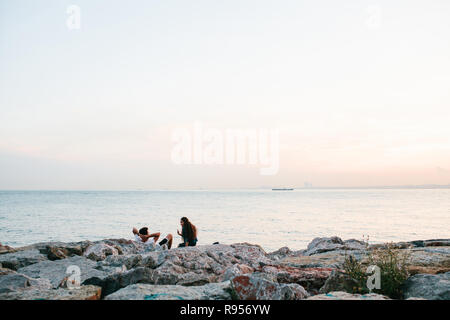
[149,232,161,242]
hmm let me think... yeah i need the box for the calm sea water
[0,189,449,252]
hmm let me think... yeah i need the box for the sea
[0,189,449,252]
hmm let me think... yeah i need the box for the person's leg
[178,243,186,247]
[166,233,173,249]
[158,234,173,248]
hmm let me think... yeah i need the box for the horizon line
[1,184,450,192]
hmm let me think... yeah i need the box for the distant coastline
[1,184,450,192]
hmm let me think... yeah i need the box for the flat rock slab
[407,247,450,268]
[278,251,348,269]
[0,249,48,270]
[17,256,117,288]
[104,281,232,300]
[0,285,102,300]
[0,271,52,293]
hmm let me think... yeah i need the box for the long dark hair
[181,217,195,242]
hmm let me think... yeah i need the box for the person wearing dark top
[177,217,198,247]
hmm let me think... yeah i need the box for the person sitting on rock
[177,217,198,247]
[132,227,173,249]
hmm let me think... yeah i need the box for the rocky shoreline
[0,237,449,300]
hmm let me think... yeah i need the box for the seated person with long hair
[132,226,173,249]
[177,217,198,247]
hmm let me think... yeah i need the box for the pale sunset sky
[1,0,449,189]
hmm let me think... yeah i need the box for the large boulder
[0,285,102,300]
[370,239,450,250]
[0,271,52,293]
[83,238,150,256]
[406,247,450,274]
[319,270,361,294]
[423,239,450,247]
[220,264,255,281]
[150,260,215,286]
[84,243,120,262]
[0,249,48,270]
[0,243,16,255]
[100,253,144,270]
[402,272,450,300]
[259,265,334,294]
[307,291,390,300]
[105,281,232,300]
[305,237,366,256]
[230,243,272,268]
[139,251,168,268]
[267,247,303,261]
[22,241,91,260]
[84,266,154,297]
[230,273,309,300]
[17,255,117,288]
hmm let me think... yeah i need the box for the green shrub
[343,241,410,299]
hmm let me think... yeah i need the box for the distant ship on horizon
[272,188,294,191]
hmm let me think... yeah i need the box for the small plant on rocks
[343,237,410,299]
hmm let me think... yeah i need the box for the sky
[1,0,450,190]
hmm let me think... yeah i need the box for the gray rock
[84,266,154,297]
[0,243,16,255]
[319,270,360,294]
[23,241,91,258]
[307,291,390,300]
[230,243,272,268]
[17,255,116,288]
[83,243,119,261]
[408,247,450,268]
[423,239,450,247]
[101,254,143,270]
[259,265,333,294]
[220,264,254,281]
[402,272,450,300]
[305,237,366,256]
[0,249,48,270]
[0,271,52,293]
[96,238,147,255]
[0,285,102,300]
[278,250,348,269]
[118,243,271,287]
[230,273,309,300]
[139,251,168,268]
[267,247,293,260]
[105,281,232,300]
